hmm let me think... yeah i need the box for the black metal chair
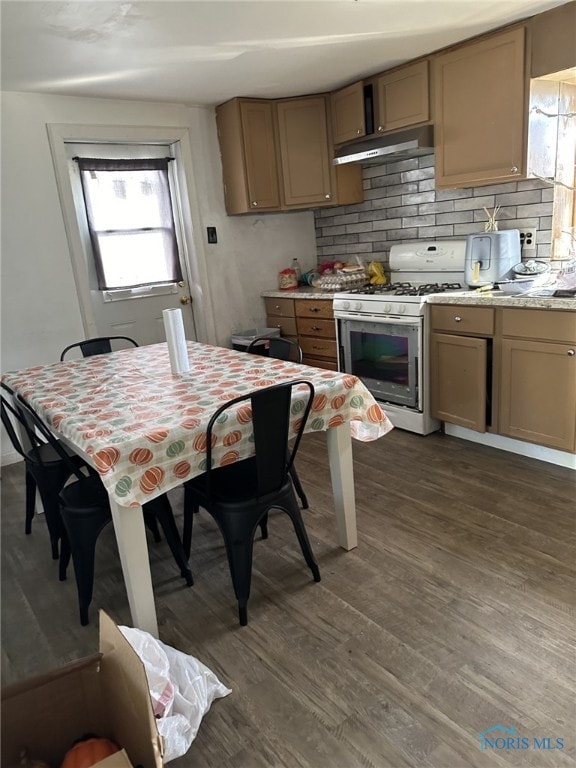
[245,335,309,509]
[246,336,303,363]
[182,380,320,626]
[15,394,193,626]
[60,336,138,361]
[1,383,87,559]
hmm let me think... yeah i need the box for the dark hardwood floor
[2,429,575,767]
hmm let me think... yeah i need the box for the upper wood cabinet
[374,60,430,133]
[216,99,280,214]
[330,81,366,144]
[529,1,576,78]
[276,96,335,207]
[216,95,363,214]
[433,27,528,189]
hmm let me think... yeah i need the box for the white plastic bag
[119,626,232,763]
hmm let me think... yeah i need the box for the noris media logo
[479,725,565,751]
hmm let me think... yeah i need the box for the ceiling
[0,0,568,107]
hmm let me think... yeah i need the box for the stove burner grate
[345,281,463,297]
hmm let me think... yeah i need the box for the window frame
[75,156,183,290]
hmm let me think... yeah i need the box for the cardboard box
[1,611,163,768]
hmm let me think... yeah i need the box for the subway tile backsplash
[314,152,553,267]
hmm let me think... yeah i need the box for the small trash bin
[231,327,281,355]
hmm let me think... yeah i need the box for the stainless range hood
[333,125,434,165]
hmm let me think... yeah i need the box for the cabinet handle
[356,128,362,135]
[568,349,575,356]
[510,166,518,173]
[251,201,259,207]
[311,326,321,331]
[309,307,321,312]
[454,316,462,322]
[324,194,331,199]
[377,125,384,132]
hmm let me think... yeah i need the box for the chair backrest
[205,379,314,498]
[246,336,303,364]
[60,336,138,361]
[1,383,45,464]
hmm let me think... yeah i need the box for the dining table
[3,341,393,636]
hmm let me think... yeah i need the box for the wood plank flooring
[2,429,575,767]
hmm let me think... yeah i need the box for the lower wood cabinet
[264,295,338,370]
[498,309,576,452]
[429,304,576,453]
[430,333,488,432]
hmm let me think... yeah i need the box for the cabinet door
[276,96,334,207]
[430,333,487,432]
[375,60,429,133]
[239,101,281,210]
[331,81,366,144]
[434,27,527,188]
[216,99,280,214]
[499,338,576,452]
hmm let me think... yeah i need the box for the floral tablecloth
[3,342,393,507]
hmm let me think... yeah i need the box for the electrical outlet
[519,229,537,251]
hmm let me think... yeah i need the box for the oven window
[340,319,420,408]
[349,330,409,385]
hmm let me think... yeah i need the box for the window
[75,157,183,289]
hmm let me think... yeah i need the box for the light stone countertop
[261,287,576,310]
[261,287,335,300]
[425,292,576,311]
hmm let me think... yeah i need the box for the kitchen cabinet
[217,95,363,214]
[430,306,495,432]
[433,26,527,189]
[216,98,280,214]
[264,295,337,370]
[529,1,576,78]
[499,309,576,452]
[330,81,366,145]
[276,96,334,207]
[374,60,430,134]
[295,298,338,370]
[276,95,362,209]
[264,297,298,341]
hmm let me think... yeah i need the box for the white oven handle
[335,312,421,326]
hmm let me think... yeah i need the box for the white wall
[0,91,317,463]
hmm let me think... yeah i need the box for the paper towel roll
[163,308,190,375]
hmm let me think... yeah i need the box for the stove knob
[398,304,406,314]
[384,303,392,313]
[354,301,363,311]
[342,301,350,310]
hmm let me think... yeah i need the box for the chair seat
[60,472,111,512]
[187,457,284,506]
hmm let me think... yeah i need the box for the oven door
[338,315,421,408]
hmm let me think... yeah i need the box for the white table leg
[326,423,357,550]
[110,500,159,637]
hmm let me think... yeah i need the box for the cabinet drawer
[302,357,339,371]
[295,300,334,319]
[501,309,576,343]
[266,316,298,336]
[296,317,336,339]
[430,305,494,335]
[300,337,337,360]
[264,297,295,318]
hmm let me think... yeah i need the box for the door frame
[47,123,216,344]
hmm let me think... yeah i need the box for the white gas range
[333,240,467,434]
